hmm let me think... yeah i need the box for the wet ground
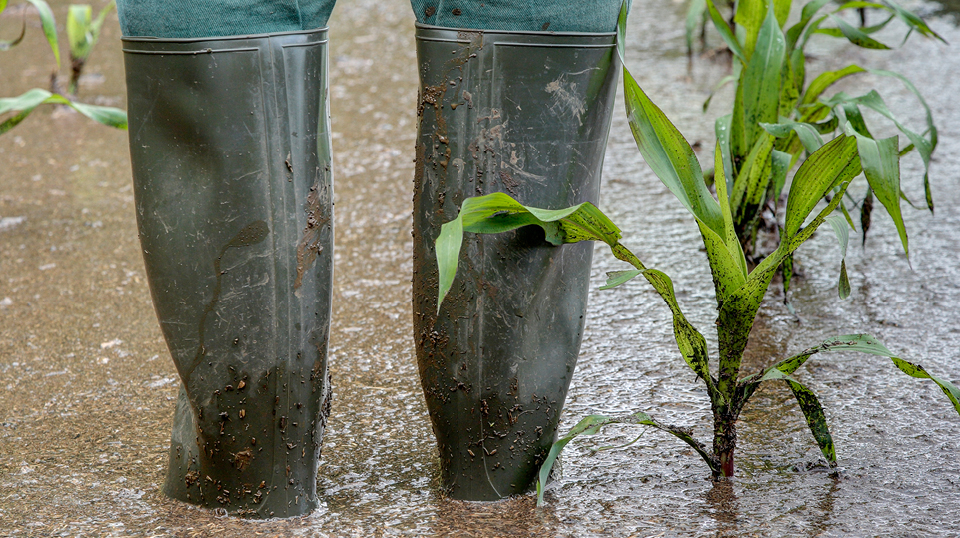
[1,0,959,536]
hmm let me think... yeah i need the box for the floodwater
[1,0,958,536]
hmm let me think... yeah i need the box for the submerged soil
[1,0,958,536]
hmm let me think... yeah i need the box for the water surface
[1,0,958,536]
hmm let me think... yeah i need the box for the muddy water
[1,0,958,536]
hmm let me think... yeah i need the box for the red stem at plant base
[720,448,735,477]
[713,411,737,478]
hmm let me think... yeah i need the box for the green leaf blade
[785,0,833,51]
[891,358,960,415]
[882,0,946,42]
[705,0,746,63]
[761,120,824,153]
[853,134,907,257]
[739,335,960,419]
[832,15,891,49]
[784,134,860,239]
[825,214,851,298]
[642,269,715,392]
[434,193,628,311]
[536,414,615,507]
[435,210,464,312]
[740,3,786,158]
[686,0,707,55]
[24,0,59,68]
[536,409,717,506]
[623,68,724,237]
[785,378,837,463]
[601,270,643,290]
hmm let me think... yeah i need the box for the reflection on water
[433,498,561,538]
[0,0,958,536]
[705,480,740,536]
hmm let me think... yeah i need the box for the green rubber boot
[122,28,334,518]
[411,25,621,500]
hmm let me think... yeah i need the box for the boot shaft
[411,24,620,500]
[123,28,334,518]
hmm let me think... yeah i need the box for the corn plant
[0,0,126,134]
[693,0,941,266]
[432,4,960,506]
[66,0,114,95]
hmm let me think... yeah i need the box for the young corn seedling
[0,0,126,134]
[693,0,942,272]
[66,1,115,96]
[433,4,960,506]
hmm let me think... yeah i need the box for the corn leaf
[536,410,716,506]
[741,334,893,403]
[827,87,934,215]
[536,414,615,507]
[740,335,960,419]
[686,0,707,55]
[784,135,859,239]
[770,149,792,203]
[734,140,775,244]
[773,0,793,28]
[0,14,26,50]
[851,133,907,258]
[838,101,874,138]
[68,0,114,62]
[831,15,891,49]
[761,120,824,153]
[737,0,792,58]
[731,133,774,213]
[815,14,894,37]
[623,68,725,237]
[718,136,860,374]
[24,0,58,68]
[601,270,643,290]
[1,88,127,135]
[780,54,801,117]
[800,65,866,107]
[624,56,748,303]
[785,376,837,463]
[705,0,746,64]
[643,268,716,392]
[785,0,832,52]
[703,74,738,113]
[882,0,945,42]
[738,2,785,162]
[825,213,851,298]
[697,147,750,305]
[433,190,720,397]
[715,114,735,191]
[865,69,937,211]
[714,144,749,279]
[434,193,623,310]
[67,5,93,60]
[892,358,960,415]
[617,0,627,59]
[736,0,768,61]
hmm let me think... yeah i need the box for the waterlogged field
[1,0,958,536]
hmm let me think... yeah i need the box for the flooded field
[1,0,958,536]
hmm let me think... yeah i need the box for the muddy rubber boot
[411,25,620,500]
[122,28,334,518]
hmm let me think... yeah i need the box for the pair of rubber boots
[124,24,619,518]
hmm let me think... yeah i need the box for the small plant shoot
[0,0,126,134]
[433,3,960,507]
[66,1,115,95]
